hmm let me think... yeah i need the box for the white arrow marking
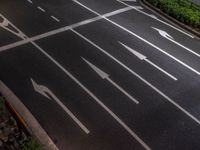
[152,27,200,57]
[31,79,90,134]
[119,42,177,81]
[72,0,200,76]
[0,14,26,39]
[82,57,139,104]
[116,0,194,38]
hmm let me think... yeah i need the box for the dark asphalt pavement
[0,0,200,150]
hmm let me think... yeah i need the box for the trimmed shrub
[146,0,200,29]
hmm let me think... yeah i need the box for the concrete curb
[0,81,59,150]
[140,0,200,39]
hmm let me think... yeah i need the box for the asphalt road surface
[1,0,200,150]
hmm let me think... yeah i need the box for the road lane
[0,44,147,150]
[73,0,200,76]
[0,0,97,37]
[35,30,200,150]
[72,19,200,118]
[0,28,21,46]
[1,0,200,149]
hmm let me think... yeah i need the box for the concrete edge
[0,81,59,150]
[140,0,200,39]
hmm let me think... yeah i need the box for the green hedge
[146,0,200,29]
[20,138,44,150]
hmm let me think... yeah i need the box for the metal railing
[177,0,200,11]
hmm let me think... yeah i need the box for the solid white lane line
[152,27,200,57]
[0,7,133,52]
[31,79,90,134]
[145,59,178,81]
[73,0,200,76]
[116,0,194,38]
[32,41,151,150]
[71,29,200,126]
[82,57,139,104]
[37,6,46,12]
[108,78,140,104]
[1,11,90,135]
[51,16,60,22]
[27,0,33,4]
[119,42,177,81]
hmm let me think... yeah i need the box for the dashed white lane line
[27,0,33,4]
[0,7,133,52]
[70,28,200,126]
[51,16,60,22]
[37,6,46,12]
[116,0,194,38]
[73,0,200,76]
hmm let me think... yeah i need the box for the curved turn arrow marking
[31,78,90,134]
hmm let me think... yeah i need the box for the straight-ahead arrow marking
[119,42,178,81]
[31,79,90,134]
[152,27,200,57]
[82,57,139,104]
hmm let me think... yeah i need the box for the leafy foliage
[146,0,200,29]
[20,137,44,150]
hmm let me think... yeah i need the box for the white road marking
[31,79,90,134]
[37,6,46,12]
[0,14,26,39]
[73,0,200,76]
[116,0,194,38]
[119,42,178,81]
[71,29,200,126]
[152,27,200,57]
[134,6,143,10]
[31,41,151,150]
[0,7,133,52]
[27,0,33,4]
[82,57,139,104]
[2,12,145,147]
[149,14,157,19]
[51,16,60,22]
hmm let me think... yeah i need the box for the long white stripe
[116,0,194,38]
[0,7,133,52]
[71,29,200,126]
[32,41,151,150]
[107,78,139,104]
[73,0,200,76]
[145,59,177,81]
[167,37,200,57]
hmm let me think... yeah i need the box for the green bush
[20,138,44,150]
[146,0,200,29]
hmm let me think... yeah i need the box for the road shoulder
[0,80,59,150]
